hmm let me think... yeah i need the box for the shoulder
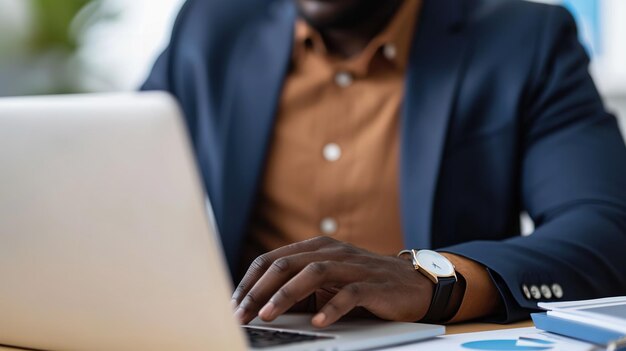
[456,0,583,82]
[169,0,272,51]
[158,0,284,94]
[462,0,577,41]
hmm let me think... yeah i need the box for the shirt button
[323,143,342,162]
[334,71,353,88]
[540,285,553,299]
[320,218,338,235]
[383,43,397,61]
[551,284,564,299]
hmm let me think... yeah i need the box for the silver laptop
[0,92,444,351]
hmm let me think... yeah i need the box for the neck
[320,0,403,58]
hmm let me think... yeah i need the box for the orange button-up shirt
[246,0,501,322]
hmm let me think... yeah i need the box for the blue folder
[532,312,626,350]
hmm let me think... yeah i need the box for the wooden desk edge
[0,320,535,350]
[446,320,534,335]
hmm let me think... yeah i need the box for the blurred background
[0,0,624,132]
[0,0,183,95]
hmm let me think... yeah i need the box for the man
[142,0,626,328]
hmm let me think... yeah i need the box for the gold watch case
[398,249,457,284]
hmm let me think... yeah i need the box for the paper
[517,332,597,351]
[539,296,626,334]
[381,327,597,351]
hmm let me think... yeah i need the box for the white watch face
[415,250,455,277]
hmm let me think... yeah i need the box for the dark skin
[232,237,435,328]
[232,0,465,328]
[295,0,404,58]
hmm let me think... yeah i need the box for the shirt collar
[293,0,422,75]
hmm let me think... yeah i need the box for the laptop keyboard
[244,326,334,349]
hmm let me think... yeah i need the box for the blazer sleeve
[442,6,626,323]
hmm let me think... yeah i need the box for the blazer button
[540,285,553,299]
[551,284,564,299]
[530,285,542,300]
[522,285,532,300]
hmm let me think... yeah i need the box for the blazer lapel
[401,0,471,249]
[220,1,296,274]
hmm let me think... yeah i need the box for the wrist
[398,249,460,323]
[440,252,503,323]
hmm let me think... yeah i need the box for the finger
[236,252,353,324]
[312,283,374,328]
[232,236,337,306]
[258,262,367,323]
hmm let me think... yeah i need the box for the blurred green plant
[0,0,113,96]
[30,0,93,53]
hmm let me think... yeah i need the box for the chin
[294,0,379,29]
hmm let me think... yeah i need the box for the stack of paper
[532,296,626,351]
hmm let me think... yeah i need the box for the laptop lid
[0,92,247,351]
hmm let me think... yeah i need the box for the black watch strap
[422,276,456,323]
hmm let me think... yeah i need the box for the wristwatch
[398,249,458,323]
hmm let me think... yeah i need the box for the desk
[446,320,533,334]
[0,320,534,351]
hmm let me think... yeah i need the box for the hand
[231,236,435,328]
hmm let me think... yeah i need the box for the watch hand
[432,262,441,270]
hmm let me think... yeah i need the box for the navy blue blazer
[142,0,626,322]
